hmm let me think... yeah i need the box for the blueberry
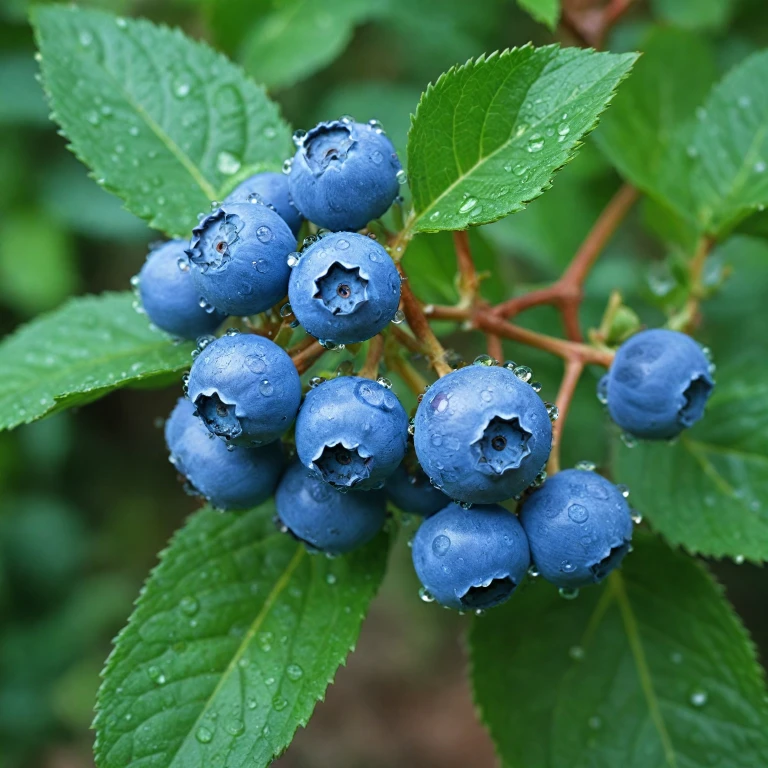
[386,456,449,517]
[412,503,530,611]
[276,461,387,554]
[184,202,296,316]
[519,469,633,588]
[414,365,552,504]
[601,328,714,440]
[186,333,301,446]
[165,398,284,510]
[137,240,227,339]
[288,232,401,344]
[224,171,303,236]
[288,119,402,231]
[295,376,408,491]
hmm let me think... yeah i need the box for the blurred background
[1,0,767,766]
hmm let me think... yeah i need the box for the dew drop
[256,225,273,243]
[179,596,199,616]
[418,586,434,603]
[432,534,451,557]
[286,663,304,681]
[196,726,213,744]
[225,718,245,736]
[568,645,585,660]
[217,150,241,176]
[690,689,708,707]
[458,196,478,214]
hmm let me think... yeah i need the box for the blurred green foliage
[2,0,768,766]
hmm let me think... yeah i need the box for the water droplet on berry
[513,365,533,382]
[418,586,434,603]
[256,226,273,243]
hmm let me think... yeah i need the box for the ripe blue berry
[185,202,296,316]
[137,240,227,339]
[519,469,633,588]
[412,503,530,611]
[165,398,284,510]
[600,328,714,440]
[386,458,449,517]
[186,333,301,446]
[276,461,387,554]
[414,365,552,504]
[224,171,303,236]
[288,119,402,231]
[295,376,408,491]
[288,232,401,344]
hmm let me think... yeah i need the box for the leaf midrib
[412,53,632,227]
[166,544,306,767]
[555,574,678,766]
[89,25,219,202]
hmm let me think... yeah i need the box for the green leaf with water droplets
[469,533,768,768]
[613,360,768,563]
[31,6,292,239]
[0,292,193,432]
[516,0,560,30]
[406,45,637,233]
[94,501,390,768]
[682,50,768,235]
[600,46,768,238]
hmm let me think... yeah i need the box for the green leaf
[31,6,291,239]
[407,46,637,233]
[94,502,390,768]
[595,28,717,214]
[0,292,193,432]
[516,0,560,30]
[240,0,384,91]
[685,50,768,235]
[614,361,768,562]
[470,533,768,768]
[0,209,79,315]
[651,0,733,30]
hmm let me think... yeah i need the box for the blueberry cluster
[132,115,715,612]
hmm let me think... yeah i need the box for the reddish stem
[547,359,585,475]
[291,340,326,375]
